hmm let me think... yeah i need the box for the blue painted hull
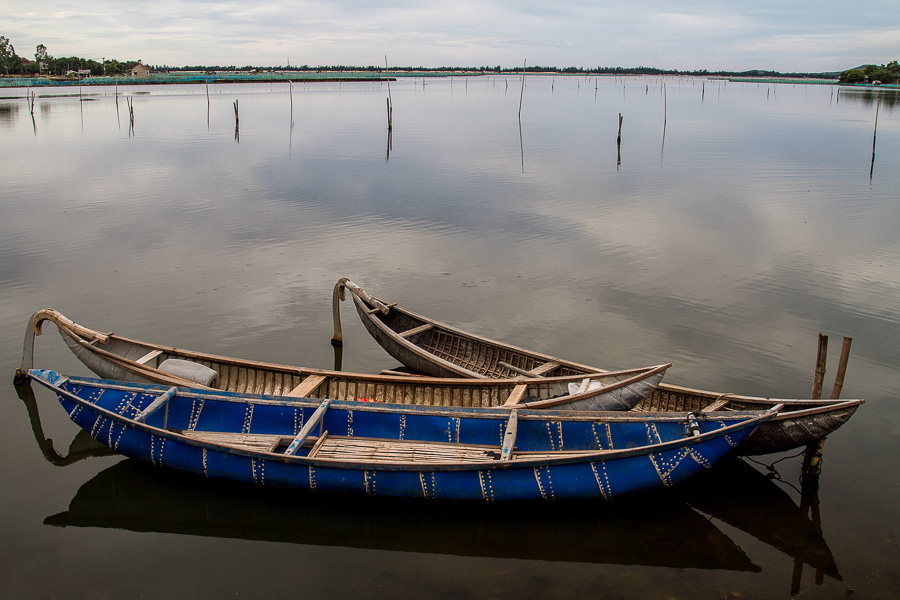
[29,370,774,501]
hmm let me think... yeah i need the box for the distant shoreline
[0,70,859,90]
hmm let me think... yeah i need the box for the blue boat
[28,370,776,501]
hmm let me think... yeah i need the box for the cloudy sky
[3,0,898,71]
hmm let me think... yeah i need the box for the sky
[2,0,898,72]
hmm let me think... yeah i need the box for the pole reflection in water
[332,342,343,371]
[15,383,116,466]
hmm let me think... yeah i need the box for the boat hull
[29,370,772,501]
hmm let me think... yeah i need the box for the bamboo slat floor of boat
[312,437,501,463]
[179,431,506,463]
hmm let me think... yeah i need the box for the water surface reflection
[1,76,897,598]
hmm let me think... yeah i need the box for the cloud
[1,0,897,70]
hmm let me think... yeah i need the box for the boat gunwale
[30,369,777,472]
[52,372,771,423]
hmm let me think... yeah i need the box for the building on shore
[130,63,151,78]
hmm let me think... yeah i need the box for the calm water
[1,76,898,598]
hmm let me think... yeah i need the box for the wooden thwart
[135,387,177,423]
[529,361,560,376]
[399,323,434,339]
[497,361,537,377]
[504,384,529,406]
[135,349,163,365]
[286,374,327,398]
[702,395,734,413]
[497,360,560,378]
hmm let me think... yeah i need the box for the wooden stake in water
[803,333,829,482]
[385,55,392,131]
[661,82,667,157]
[233,99,240,142]
[870,97,881,179]
[617,113,623,168]
[811,333,828,400]
[830,337,852,400]
[518,59,526,118]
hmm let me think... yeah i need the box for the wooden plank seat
[286,374,327,398]
[497,360,560,378]
[135,387,177,423]
[702,395,736,412]
[528,361,561,376]
[504,383,530,406]
[135,349,163,365]
[399,323,434,339]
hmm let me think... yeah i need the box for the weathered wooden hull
[336,280,864,455]
[341,279,603,379]
[20,309,667,412]
[29,369,773,501]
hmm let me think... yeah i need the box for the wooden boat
[333,279,864,455]
[28,369,776,501]
[16,309,668,412]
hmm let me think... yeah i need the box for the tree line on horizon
[839,61,899,85]
[0,36,141,76]
[154,63,843,79]
[3,34,889,81]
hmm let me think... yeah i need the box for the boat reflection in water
[44,458,758,571]
[679,455,841,593]
[18,380,838,584]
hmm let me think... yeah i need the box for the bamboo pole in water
[830,337,852,399]
[803,333,829,482]
[385,56,392,131]
[518,59,526,118]
[870,97,881,179]
[811,332,828,400]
